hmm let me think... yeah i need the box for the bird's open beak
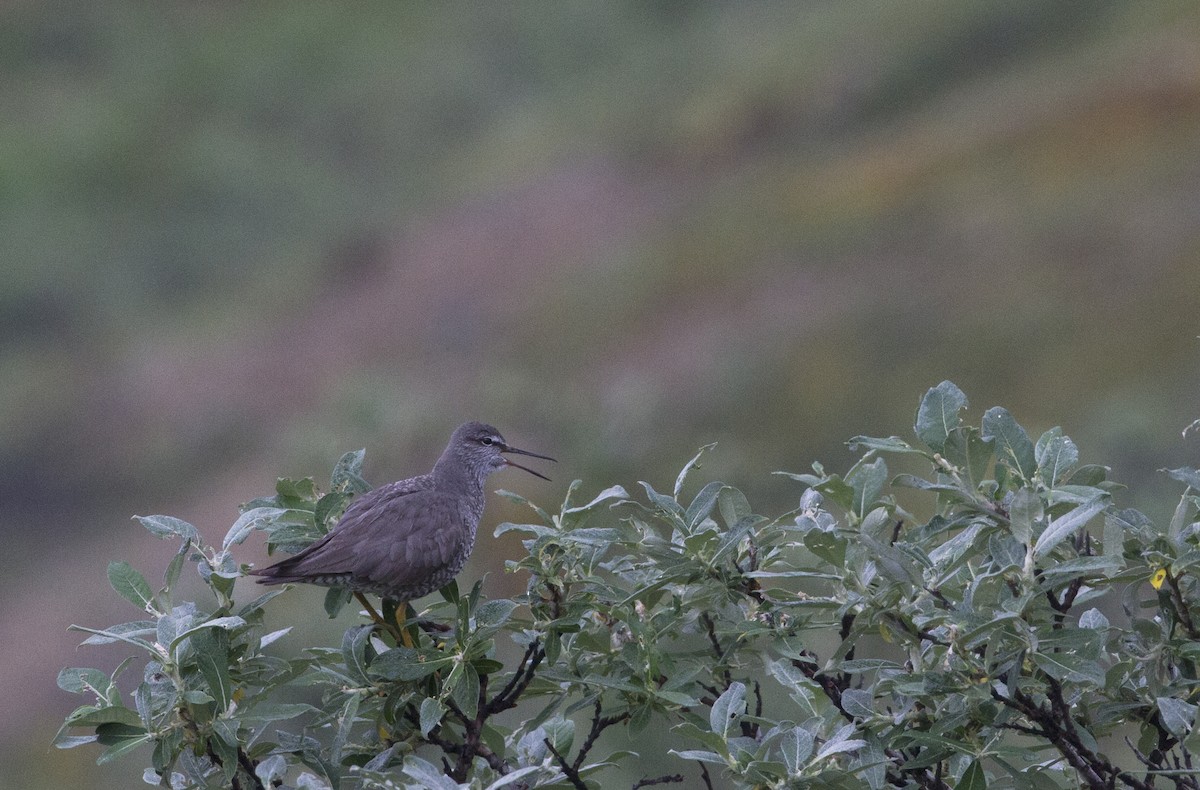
[500,444,556,481]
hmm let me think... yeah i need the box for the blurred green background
[6,1,1199,786]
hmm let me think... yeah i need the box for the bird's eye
[480,437,494,446]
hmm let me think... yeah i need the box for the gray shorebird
[250,422,553,644]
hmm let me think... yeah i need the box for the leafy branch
[56,382,1200,789]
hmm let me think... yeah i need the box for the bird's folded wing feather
[266,483,466,589]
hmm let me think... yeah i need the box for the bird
[250,421,553,645]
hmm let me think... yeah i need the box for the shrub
[57,382,1200,789]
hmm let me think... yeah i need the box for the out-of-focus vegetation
[6,1,1199,787]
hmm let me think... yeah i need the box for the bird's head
[449,421,555,481]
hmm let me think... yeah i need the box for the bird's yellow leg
[382,598,415,648]
[354,592,404,643]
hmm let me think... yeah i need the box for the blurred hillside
[5,2,1200,787]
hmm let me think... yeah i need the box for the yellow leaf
[1151,568,1168,590]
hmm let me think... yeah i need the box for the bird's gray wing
[253,475,435,581]
[334,490,470,591]
[334,475,433,530]
[265,486,468,593]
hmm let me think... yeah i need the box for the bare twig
[487,639,545,714]
[572,700,630,772]
[632,775,685,788]
[545,738,587,790]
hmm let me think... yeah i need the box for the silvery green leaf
[108,561,156,612]
[259,627,292,650]
[223,507,289,550]
[1036,428,1078,485]
[982,407,1036,482]
[255,755,287,786]
[420,697,446,738]
[915,381,968,451]
[675,443,717,499]
[710,681,746,739]
[1166,467,1200,491]
[134,514,200,543]
[669,749,727,765]
[167,616,246,653]
[780,726,814,774]
[331,448,371,494]
[483,766,542,789]
[1158,697,1196,738]
[847,458,887,517]
[1008,488,1042,545]
[840,688,874,718]
[563,485,629,516]
[1033,498,1107,559]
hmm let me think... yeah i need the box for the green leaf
[1032,498,1106,559]
[718,486,752,529]
[167,616,246,653]
[816,734,866,761]
[133,515,199,543]
[1030,651,1105,685]
[675,443,717,500]
[474,599,519,629]
[956,760,986,790]
[275,476,318,501]
[53,734,98,750]
[332,449,371,494]
[685,481,725,529]
[1158,697,1196,738]
[324,586,353,619]
[314,491,351,529]
[402,756,464,790]
[258,627,292,650]
[639,481,684,518]
[191,628,233,712]
[67,705,143,728]
[562,485,629,518]
[419,697,446,738]
[69,624,157,653]
[804,530,847,567]
[162,542,189,592]
[450,662,481,720]
[58,668,115,700]
[942,427,994,487]
[238,703,316,723]
[484,767,544,790]
[331,693,360,763]
[670,749,727,765]
[1166,467,1200,491]
[915,381,968,451]
[1036,428,1078,485]
[96,733,153,765]
[157,603,200,651]
[840,688,874,718]
[106,562,156,612]
[341,624,374,684]
[209,719,239,782]
[223,507,289,550]
[982,407,1036,482]
[1078,608,1109,629]
[709,681,746,739]
[371,646,454,681]
[780,726,814,775]
[1008,488,1042,545]
[847,458,887,518]
[847,435,924,455]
